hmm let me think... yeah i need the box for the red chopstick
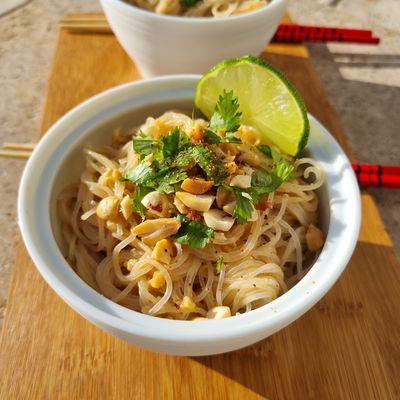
[273,24,380,45]
[352,163,400,189]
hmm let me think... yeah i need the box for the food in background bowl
[58,57,325,320]
[126,0,269,17]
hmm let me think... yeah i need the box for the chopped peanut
[96,196,120,220]
[149,271,165,289]
[225,161,237,174]
[190,124,203,142]
[152,239,174,264]
[206,306,231,319]
[111,170,121,180]
[222,201,236,215]
[99,169,121,187]
[144,153,153,163]
[236,125,259,145]
[216,186,234,208]
[306,224,325,252]
[239,151,261,167]
[132,218,180,246]
[173,196,188,214]
[175,192,215,212]
[106,220,118,233]
[179,296,196,313]
[141,191,170,217]
[203,209,235,232]
[230,175,252,189]
[98,170,113,187]
[181,178,214,195]
[120,195,133,220]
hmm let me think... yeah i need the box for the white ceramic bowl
[100,0,288,77]
[18,76,360,356]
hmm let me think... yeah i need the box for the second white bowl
[100,0,288,77]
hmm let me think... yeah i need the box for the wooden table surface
[0,16,399,400]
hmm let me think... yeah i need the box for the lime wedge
[195,56,309,156]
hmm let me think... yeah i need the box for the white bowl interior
[18,76,360,355]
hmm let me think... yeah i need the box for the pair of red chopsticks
[273,24,380,45]
[351,163,400,189]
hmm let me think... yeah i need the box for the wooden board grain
[1,21,400,400]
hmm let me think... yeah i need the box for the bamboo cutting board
[1,16,400,400]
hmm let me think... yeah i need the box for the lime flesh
[195,56,309,156]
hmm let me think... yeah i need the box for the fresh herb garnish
[203,130,222,144]
[179,0,199,7]
[125,128,190,196]
[224,132,242,143]
[132,186,153,219]
[251,169,283,195]
[203,130,242,145]
[192,146,228,184]
[161,127,182,160]
[203,90,243,145]
[255,144,295,192]
[124,161,187,193]
[174,214,214,249]
[216,256,224,274]
[175,145,228,184]
[157,169,188,194]
[222,145,294,224]
[209,90,242,134]
[256,144,273,158]
[123,160,155,185]
[226,186,259,224]
[132,133,159,158]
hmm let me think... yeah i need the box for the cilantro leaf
[132,134,159,158]
[174,215,214,249]
[216,256,224,274]
[208,90,242,134]
[193,146,227,184]
[256,144,295,191]
[132,186,153,219]
[256,144,273,158]
[175,146,227,184]
[251,169,282,194]
[179,0,199,6]
[226,186,259,224]
[179,130,190,148]
[224,132,242,144]
[157,169,187,194]
[257,144,294,179]
[203,129,242,145]
[161,128,181,160]
[251,169,272,188]
[203,130,221,144]
[274,158,294,182]
[174,147,195,169]
[123,161,155,185]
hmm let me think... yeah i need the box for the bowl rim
[18,75,361,344]
[101,0,288,24]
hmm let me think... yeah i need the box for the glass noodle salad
[58,89,325,320]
